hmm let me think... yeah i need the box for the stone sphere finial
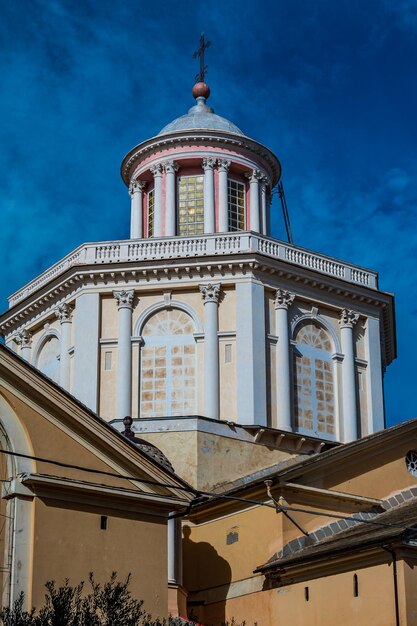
[192,81,210,101]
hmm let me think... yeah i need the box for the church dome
[158,88,244,137]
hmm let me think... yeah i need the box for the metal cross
[193,33,211,83]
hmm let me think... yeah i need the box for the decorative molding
[311,306,319,319]
[149,163,162,178]
[14,329,32,348]
[54,302,73,324]
[245,169,262,183]
[128,180,146,196]
[199,283,221,305]
[113,289,135,310]
[217,159,231,173]
[291,312,342,354]
[162,160,179,175]
[202,157,216,171]
[163,291,172,306]
[133,300,203,336]
[339,309,360,329]
[274,289,295,310]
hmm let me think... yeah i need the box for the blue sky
[1,0,416,426]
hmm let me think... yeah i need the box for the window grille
[140,309,196,417]
[293,323,336,439]
[228,179,245,231]
[147,188,155,237]
[178,176,204,236]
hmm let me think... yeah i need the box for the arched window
[293,322,336,439]
[37,335,60,384]
[140,309,196,417]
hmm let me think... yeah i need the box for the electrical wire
[0,449,413,532]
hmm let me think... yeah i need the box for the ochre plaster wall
[32,499,167,618]
[199,563,396,626]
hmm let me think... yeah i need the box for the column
[73,293,100,411]
[260,176,268,236]
[339,309,359,442]
[236,281,267,425]
[114,290,135,420]
[202,157,215,234]
[217,160,230,233]
[55,303,73,391]
[163,161,178,237]
[199,283,221,420]
[246,169,261,233]
[14,330,32,362]
[150,163,163,237]
[274,289,295,431]
[129,180,146,239]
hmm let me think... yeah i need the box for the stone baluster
[199,283,221,419]
[217,160,230,233]
[129,180,146,239]
[150,164,163,237]
[202,157,216,234]
[163,161,178,237]
[55,303,73,390]
[14,329,32,362]
[339,309,360,442]
[246,169,261,233]
[114,290,135,420]
[275,289,295,431]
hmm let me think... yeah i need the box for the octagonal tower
[0,80,395,491]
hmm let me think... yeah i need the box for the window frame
[147,187,155,238]
[227,178,246,232]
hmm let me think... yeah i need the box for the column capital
[339,309,359,329]
[202,157,216,171]
[217,159,231,173]
[14,329,32,348]
[274,289,295,310]
[150,163,163,178]
[245,169,262,183]
[200,283,221,305]
[163,160,179,175]
[113,289,135,310]
[129,179,146,196]
[55,302,73,324]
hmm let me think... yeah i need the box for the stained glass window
[178,176,204,236]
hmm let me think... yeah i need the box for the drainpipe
[382,545,400,626]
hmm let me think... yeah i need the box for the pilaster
[217,159,230,233]
[339,308,360,442]
[55,302,73,391]
[274,289,295,431]
[114,290,135,420]
[202,157,215,234]
[163,161,179,237]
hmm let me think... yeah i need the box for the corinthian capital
[339,309,359,329]
[199,283,221,305]
[55,302,73,323]
[217,159,231,173]
[202,157,216,171]
[113,289,135,310]
[163,160,179,175]
[129,179,146,196]
[274,289,295,310]
[14,329,32,348]
[150,163,162,178]
[245,169,262,184]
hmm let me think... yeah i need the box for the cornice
[0,252,395,364]
[120,129,281,187]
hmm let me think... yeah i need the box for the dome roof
[158,96,244,137]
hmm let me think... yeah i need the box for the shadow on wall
[183,525,232,626]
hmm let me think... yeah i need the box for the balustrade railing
[8,233,377,306]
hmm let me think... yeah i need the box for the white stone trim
[133,300,203,337]
[32,328,61,366]
[291,312,342,355]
